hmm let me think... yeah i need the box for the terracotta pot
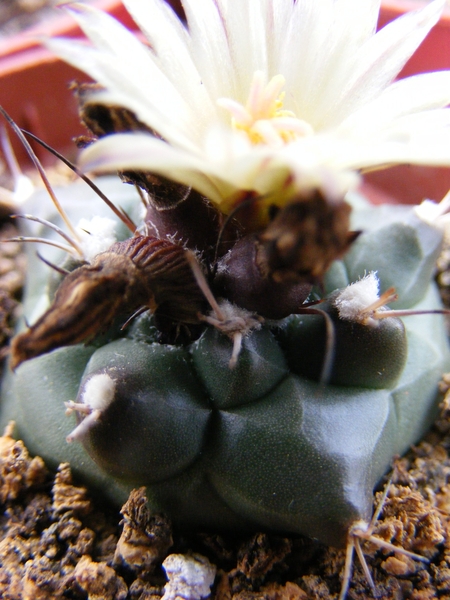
[0,0,183,166]
[365,0,450,203]
[0,0,448,204]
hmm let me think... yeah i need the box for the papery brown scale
[74,82,153,140]
[258,192,358,283]
[10,255,137,369]
[112,236,206,323]
[10,235,206,369]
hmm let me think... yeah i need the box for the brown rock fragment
[114,487,173,574]
[0,422,47,502]
[373,487,444,557]
[261,581,307,599]
[381,555,418,576]
[52,462,92,516]
[73,555,128,600]
[237,534,292,581]
[129,577,164,599]
[22,557,65,600]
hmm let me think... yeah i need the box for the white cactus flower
[47,0,450,214]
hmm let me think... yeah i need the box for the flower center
[217,71,313,148]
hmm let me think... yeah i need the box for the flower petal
[333,0,381,44]
[121,0,218,125]
[264,0,295,74]
[46,37,201,150]
[323,0,446,127]
[79,132,237,204]
[47,4,206,143]
[214,0,269,95]
[47,0,450,214]
[181,0,236,100]
[324,113,450,170]
[338,71,450,136]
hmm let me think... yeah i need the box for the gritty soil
[1,385,450,600]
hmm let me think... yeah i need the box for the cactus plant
[2,12,450,600]
[0,175,448,550]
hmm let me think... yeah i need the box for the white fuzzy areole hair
[82,373,116,411]
[76,215,117,262]
[334,272,379,322]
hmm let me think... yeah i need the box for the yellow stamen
[218,71,313,148]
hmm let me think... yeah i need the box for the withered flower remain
[10,236,207,369]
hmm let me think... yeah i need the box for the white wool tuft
[81,373,116,411]
[333,272,380,321]
[77,216,117,262]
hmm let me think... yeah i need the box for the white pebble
[162,553,216,600]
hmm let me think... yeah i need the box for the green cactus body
[1,178,448,548]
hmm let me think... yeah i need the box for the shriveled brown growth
[114,487,172,575]
[11,235,206,368]
[257,193,358,284]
